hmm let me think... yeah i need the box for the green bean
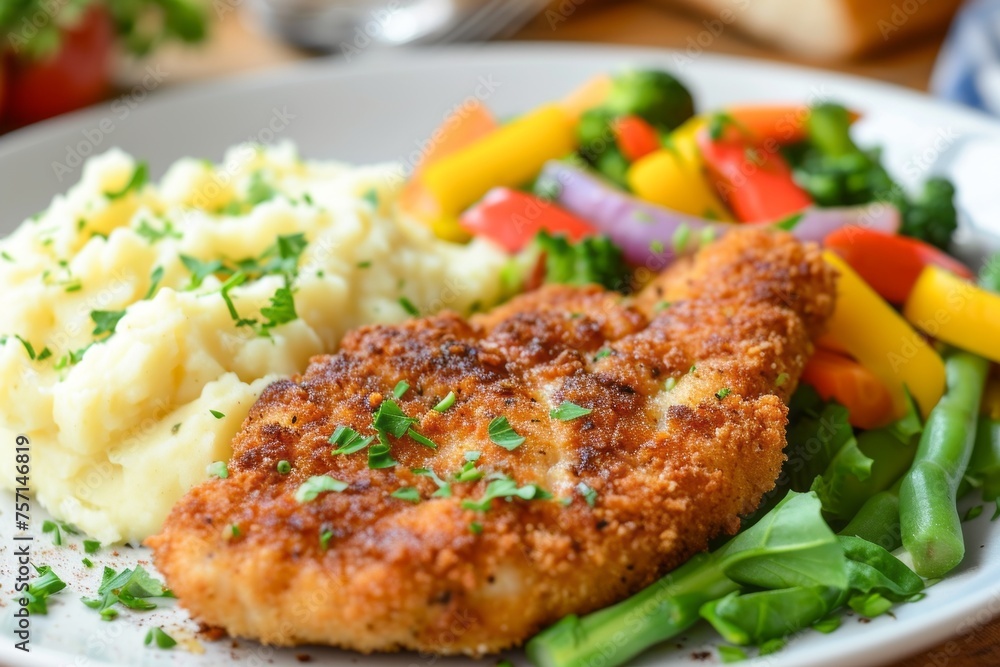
[966,417,1000,501]
[899,349,990,578]
[840,479,903,552]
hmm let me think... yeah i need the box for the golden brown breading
[148,229,836,655]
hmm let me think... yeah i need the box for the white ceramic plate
[2,44,1000,667]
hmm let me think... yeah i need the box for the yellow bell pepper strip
[559,74,612,121]
[824,251,946,418]
[413,105,577,236]
[903,265,1000,365]
[626,117,733,220]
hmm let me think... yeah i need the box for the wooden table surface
[128,2,998,666]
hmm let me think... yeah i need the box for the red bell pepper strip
[825,226,974,304]
[696,128,813,223]
[459,188,595,253]
[614,115,661,162]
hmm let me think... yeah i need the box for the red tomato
[825,226,974,304]
[459,187,595,253]
[4,5,114,126]
[615,115,660,162]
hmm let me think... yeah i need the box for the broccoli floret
[531,231,632,292]
[605,69,695,132]
[896,177,958,251]
[787,103,958,249]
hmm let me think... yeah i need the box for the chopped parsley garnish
[1,250,13,262]
[22,565,66,614]
[277,460,292,474]
[774,212,805,231]
[654,300,672,312]
[246,171,277,206]
[259,286,298,328]
[136,219,181,243]
[963,505,984,522]
[36,346,52,361]
[65,281,82,293]
[672,222,691,254]
[82,558,94,568]
[144,266,164,300]
[82,565,172,618]
[390,487,421,503]
[649,239,665,254]
[399,296,420,317]
[84,539,101,554]
[329,425,375,455]
[42,520,65,546]
[576,482,598,507]
[776,372,790,387]
[367,442,399,469]
[105,162,149,200]
[715,387,732,400]
[469,522,483,535]
[465,451,481,462]
[14,335,36,359]
[179,255,225,289]
[664,377,677,392]
[689,364,697,374]
[144,627,177,650]
[488,416,525,451]
[171,423,181,434]
[210,410,225,419]
[594,348,613,361]
[433,391,456,412]
[227,524,241,539]
[362,188,379,207]
[206,461,229,479]
[454,461,483,483]
[413,468,452,497]
[302,193,314,205]
[393,380,410,399]
[295,475,348,502]
[372,400,418,438]
[91,310,125,337]
[407,428,438,450]
[462,477,549,512]
[320,528,334,550]
[549,401,592,421]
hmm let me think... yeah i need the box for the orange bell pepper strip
[802,348,896,429]
[614,115,661,162]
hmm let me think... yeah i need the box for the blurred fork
[247,0,551,52]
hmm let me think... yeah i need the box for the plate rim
[2,42,1000,667]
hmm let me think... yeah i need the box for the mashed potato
[0,142,507,544]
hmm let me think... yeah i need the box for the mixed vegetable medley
[401,69,1000,663]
